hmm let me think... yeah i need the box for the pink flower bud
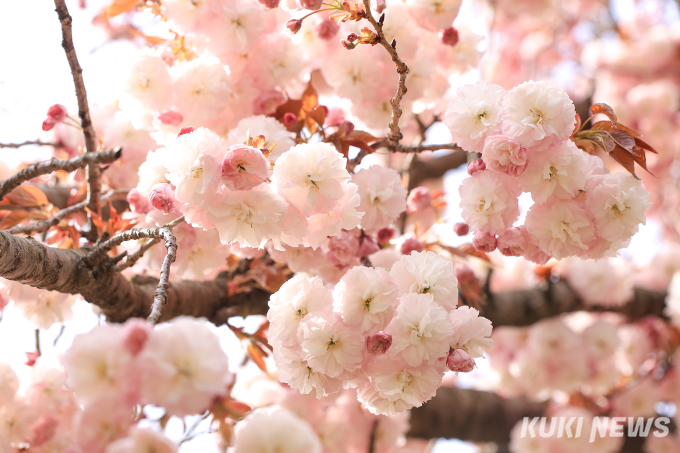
[286,18,303,34]
[376,227,395,244]
[47,104,68,122]
[41,118,57,131]
[473,231,496,252]
[127,188,152,214]
[367,332,392,355]
[25,351,39,367]
[407,186,432,213]
[454,264,476,283]
[220,145,269,191]
[453,222,470,236]
[357,235,380,257]
[297,0,322,9]
[158,110,183,126]
[399,236,424,255]
[497,228,528,257]
[447,348,475,372]
[123,319,151,356]
[339,120,354,134]
[31,417,58,447]
[177,126,195,137]
[467,158,486,175]
[346,32,359,43]
[149,183,179,214]
[439,27,459,46]
[257,0,280,9]
[283,112,298,126]
[253,90,286,115]
[314,18,340,40]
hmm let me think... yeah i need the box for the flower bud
[123,319,151,356]
[127,188,152,214]
[399,236,424,255]
[367,332,392,355]
[177,126,195,137]
[447,348,475,372]
[346,32,359,43]
[46,104,68,122]
[341,40,357,50]
[158,110,183,126]
[439,27,459,46]
[314,18,340,40]
[286,18,303,34]
[149,183,179,214]
[407,186,432,212]
[41,119,57,131]
[467,158,486,175]
[454,264,476,283]
[257,0,280,9]
[297,0,322,9]
[339,120,354,134]
[283,112,298,126]
[473,231,496,252]
[376,227,395,244]
[25,351,40,367]
[453,222,470,236]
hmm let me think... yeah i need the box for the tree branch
[407,149,468,190]
[54,0,102,218]
[408,386,548,443]
[5,201,87,235]
[0,140,60,149]
[0,148,121,201]
[361,0,409,148]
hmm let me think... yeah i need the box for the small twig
[372,140,462,153]
[0,148,121,202]
[53,324,66,347]
[5,201,87,235]
[54,0,103,237]
[0,140,60,149]
[113,238,161,272]
[84,216,184,325]
[179,412,211,446]
[362,0,409,148]
[35,329,41,356]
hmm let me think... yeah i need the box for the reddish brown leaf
[590,103,617,123]
[2,185,49,207]
[307,105,327,127]
[345,139,375,155]
[0,210,30,229]
[609,145,639,179]
[609,129,636,152]
[246,343,268,374]
[300,81,319,113]
[346,130,381,143]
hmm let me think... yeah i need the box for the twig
[84,216,184,325]
[4,201,88,235]
[368,419,378,453]
[53,324,66,347]
[110,216,186,272]
[179,411,211,445]
[0,148,121,202]
[35,329,41,356]
[0,141,60,149]
[54,0,103,223]
[350,141,463,169]
[361,0,409,148]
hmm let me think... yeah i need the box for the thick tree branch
[54,0,102,218]
[0,230,268,323]
[407,150,468,189]
[0,148,121,201]
[362,0,409,148]
[409,386,547,443]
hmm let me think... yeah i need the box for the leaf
[2,185,49,207]
[589,103,617,123]
[0,210,30,229]
[300,81,319,113]
[106,0,138,18]
[246,343,268,374]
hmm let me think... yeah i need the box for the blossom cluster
[267,250,492,415]
[446,80,651,263]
